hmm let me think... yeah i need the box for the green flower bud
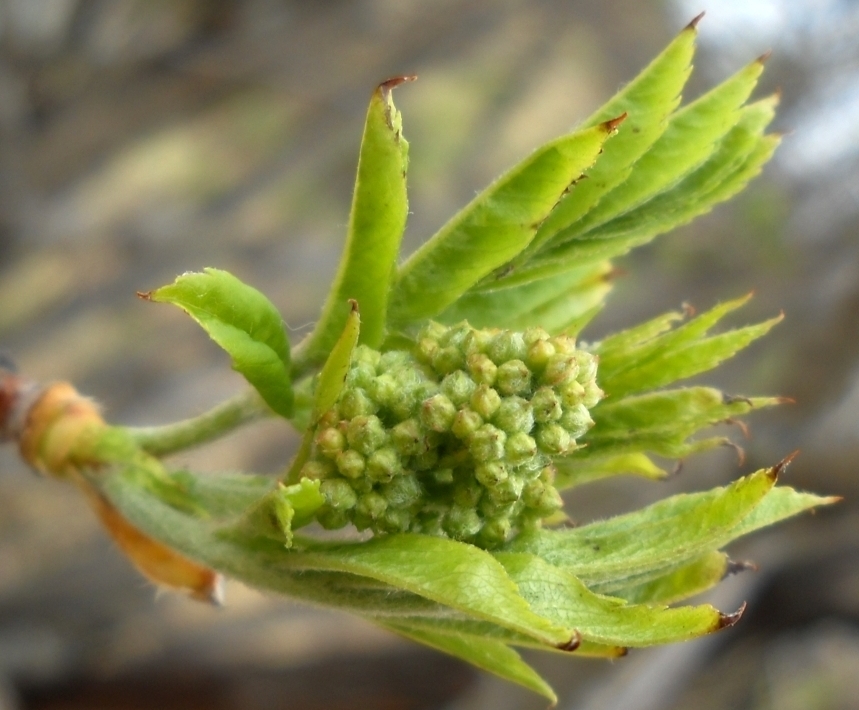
[479,494,516,519]
[391,418,425,457]
[412,446,440,471]
[535,423,572,455]
[366,447,402,483]
[496,359,532,396]
[432,468,454,485]
[493,396,534,434]
[576,351,598,383]
[505,431,537,463]
[339,387,378,419]
[415,511,445,537]
[471,384,501,420]
[531,386,563,423]
[443,505,482,539]
[369,373,398,409]
[432,345,466,375]
[379,507,411,533]
[346,414,388,455]
[420,393,457,432]
[469,424,507,462]
[382,472,422,508]
[356,491,388,520]
[346,361,376,390]
[418,321,449,342]
[453,477,484,507]
[335,449,366,479]
[467,352,497,386]
[451,408,483,440]
[523,327,551,347]
[353,344,381,367]
[582,381,604,409]
[559,403,594,439]
[475,461,509,488]
[463,328,494,356]
[479,516,511,546]
[441,370,477,406]
[523,479,564,516]
[378,350,412,373]
[316,507,350,530]
[489,474,525,504]
[552,335,577,355]
[526,339,556,372]
[487,331,527,364]
[320,479,358,511]
[300,459,334,481]
[315,426,345,458]
[541,353,579,386]
[415,336,438,365]
[557,380,585,408]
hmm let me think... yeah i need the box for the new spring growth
[301,321,602,547]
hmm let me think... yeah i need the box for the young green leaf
[596,296,783,398]
[612,551,731,605]
[300,78,413,366]
[381,622,558,703]
[554,452,667,491]
[496,552,732,647]
[387,118,623,328]
[143,268,293,418]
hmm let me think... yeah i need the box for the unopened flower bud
[559,403,594,439]
[469,424,507,462]
[336,449,366,479]
[320,479,358,511]
[391,418,426,457]
[432,345,465,375]
[531,387,563,423]
[366,447,402,483]
[300,459,334,481]
[382,472,422,508]
[315,427,345,458]
[356,492,388,520]
[420,393,457,432]
[441,370,477,406]
[340,388,378,419]
[493,396,534,434]
[487,331,527,364]
[475,461,508,488]
[582,381,604,408]
[576,351,598,383]
[536,423,572,455]
[471,384,501,420]
[451,408,483,440]
[479,516,512,546]
[346,415,388,455]
[542,353,579,386]
[505,431,537,463]
[443,505,482,539]
[526,339,556,371]
[467,353,497,385]
[496,360,531,396]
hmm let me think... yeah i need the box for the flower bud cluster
[301,321,602,547]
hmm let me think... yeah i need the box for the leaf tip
[379,75,417,94]
[555,630,582,652]
[717,601,747,630]
[724,559,758,578]
[136,290,153,301]
[770,450,801,481]
[685,11,706,31]
[203,573,226,606]
[601,112,628,134]
[348,298,360,314]
[757,49,773,65]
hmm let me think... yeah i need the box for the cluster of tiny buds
[300,321,603,548]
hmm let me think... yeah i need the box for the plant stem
[126,389,272,457]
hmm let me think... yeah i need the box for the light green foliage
[72,24,837,703]
[148,268,293,417]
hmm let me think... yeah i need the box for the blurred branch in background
[0,1,856,709]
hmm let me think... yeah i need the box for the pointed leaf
[314,299,361,417]
[301,78,412,364]
[387,120,621,327]
[381,622,557,703]
[145,268,293,417]
[496,552,729,647]
[554,452,667,491]
[612,551,730,604]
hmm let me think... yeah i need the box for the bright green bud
[441,370,477,406]
[369,373,398,409]
[467,352,497,385]
[463,328,494,356]
[489,474,525,504]
[300,459,334,481]
[475,461,508,488]
[559,403,594,439]
[433,468,454,485]
[418,321,449,342]
[356,492,388,520]
[443,505,482,539]
[536,423,572,455]
[531,386,563,423]
[415,512,445,537]
[557,380,585,408]
[378,350,411,373]
[469,424,507,462]
[451,408,483,440]
[541,353,578,386]
[526,339,555,372]
[576,351,598,383]
[415,336,438,365]
[470,384,501,419]
[366,447,402,483]
[552,335,577,355]
[353,344,381,367]
[505,431,537,463]
[346,361,376,390]
[320,479,358,511]
[382,472,422,508]
[346,414,388,455]
[420,393,457,432]
[479,517,511,546]
[582,381,604,408]
[496,359,531,396]
[493,396,534,434]
[523,327,550,347]
[339,387,378,419]
[413,447,440,471]
[316,507,349,530]
[336,449,365,479]
[315,426,345,458]
[523,479,564,516]
[453,478,483,507]
[487,331,527,364]
[391,418,426,457]
[431,345,466,375]
[379,507,411,533]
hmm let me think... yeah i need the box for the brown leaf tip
[379,75,417,94]
[725,559,758,577]
[556,630,582,652]
[769,450,800,481]
[602,113,628,134]
[686,11,706,30]
[717,601,747,630]
[757,49,773,65]
[136,291,153,301]
[348,299,360,314]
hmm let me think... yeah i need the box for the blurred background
[0,1,857,708]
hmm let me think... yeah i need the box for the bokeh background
[1,1,858,708]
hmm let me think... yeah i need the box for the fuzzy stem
[127,389,272,457]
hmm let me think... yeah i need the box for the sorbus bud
[346,415,388,455]
[420,393,457,432]
[496,360,531,396]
